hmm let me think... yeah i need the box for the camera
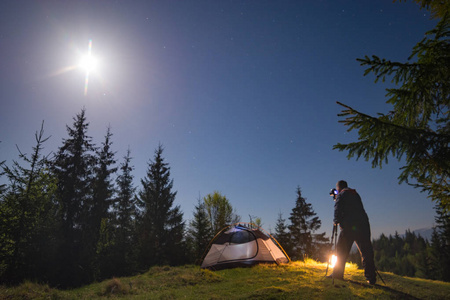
[329,188,338,200]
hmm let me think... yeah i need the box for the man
[329,180,376,284]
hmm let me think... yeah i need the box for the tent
[201,223,290,270]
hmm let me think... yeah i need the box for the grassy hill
[1,260,449,299]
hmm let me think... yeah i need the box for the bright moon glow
[330,254,337,268]
[79,55,98,72]
[79,39,97,96]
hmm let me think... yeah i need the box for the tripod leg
[333,225,338,285]
[375,267,386,285]
[324,260,330,277]
[324,225,336,278]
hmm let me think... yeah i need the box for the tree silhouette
[372,230,435,280]
[136,144,185,268]
[91,127,117,280]
[334,15,450,210]
[186,197,213,263]
[288,187,327,261]
[110,148,137,276]
[429,205,450,281]
[52,109,97,287]
[274,212,292,256]
[203,191,240,234]
[0,122,58,284]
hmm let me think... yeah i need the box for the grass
[1,260,450,299]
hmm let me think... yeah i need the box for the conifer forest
[1,0,450,290]
[1,109,449,288]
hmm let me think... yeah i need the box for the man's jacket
[334,188,370,231]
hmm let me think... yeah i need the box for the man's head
[336,180,348,192]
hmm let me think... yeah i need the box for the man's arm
[334,195,344,225]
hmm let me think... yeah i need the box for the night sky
[0,0,438,239]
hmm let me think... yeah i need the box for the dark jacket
[334,188,369,231]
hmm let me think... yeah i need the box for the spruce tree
[333,14,450,210]
[274,212,292,256]
[91,127,117,280]
[288,187,327,261]
[371,230,433,279]
[187,197,213,263]
[403,0,450,19]
[52,109,96,287]
[0,122,58,284]
[136,144,185,268]
[111,148,137,276]
[429,205,450,281]
[0,159,5,196]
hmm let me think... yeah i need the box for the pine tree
[110,148,137,276]
[401,0,450,19]
[372,230,433,279]
[91,127,117,280]
[0,159,6,196]
[429,205,450,281]
[186,197,213,263]
[92,127,116,234]
[136,144,185,268]
[288,187,327,261]
[52,109,96,287]
[0,122,58,284]
[333,15,450,210]
[274,212,292,256]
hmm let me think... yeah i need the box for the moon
[78,39,98,96]
[78,54,98,73]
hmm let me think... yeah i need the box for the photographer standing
[329,180,376,284]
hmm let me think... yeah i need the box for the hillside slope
[1,260,449,299]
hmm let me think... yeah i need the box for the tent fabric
[201,224,290,270]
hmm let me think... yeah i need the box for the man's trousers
[333,224,376,281]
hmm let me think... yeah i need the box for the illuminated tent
[201,223,290,270]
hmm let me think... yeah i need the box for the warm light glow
[330,254,337,268]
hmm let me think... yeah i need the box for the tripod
[324,224,338,284]
[375,267,386,285]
